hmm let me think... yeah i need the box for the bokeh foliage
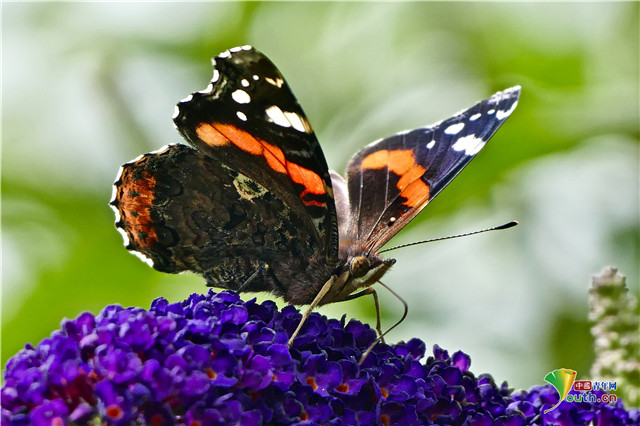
[3,2,638,391]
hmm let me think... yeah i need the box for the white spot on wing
[470,113,481,121]
[241,79,249,87]
[232,89,251,104]
[496,100,519,120]
[116,226,130,246]
[198,83,213,94]
[131,250,154,267]
[252,75,259,80]
[218,50,231,59]
[444,122,465,135]
[123,145,172,164]
[488,109,496,115]
[426,140,435,149]
[265,77,284,87]
[111,203,121,222]
[211,69,219,83]
[114,163,125,180]
[236,111,247,121]
[172,105,180,119]
[179,94,193,104]
[148,144,174,155]
[284,111,310,133]
[265,105,291,128]
[130,152,146,163]
[110,174,121,201]
[452,135,486,156]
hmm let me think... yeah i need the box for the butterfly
[111,45,519,348]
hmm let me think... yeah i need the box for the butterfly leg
[344,287,384,343]
[287,275,337,347]
[235,264,267,292]
[287,271,350,347]
[358,281,408,365]
[236,263,288,296]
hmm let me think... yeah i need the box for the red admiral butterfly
[111,45,519,346]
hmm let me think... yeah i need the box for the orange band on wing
[361,149,430,208]
[362,149,416,175]
[196,122,326,205]
[118,169,159,246]
[195,123,231,147]
[286,162,325,198]
[400,179,430,208]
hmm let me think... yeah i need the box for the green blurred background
[3,2,638,391]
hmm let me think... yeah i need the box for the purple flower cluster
[510,386,638,425]
[2,290,638,425]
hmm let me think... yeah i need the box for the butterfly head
[318,254,395,305]
[349,256,371,278]
[349,255,396,288]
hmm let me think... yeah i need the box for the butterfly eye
[349,256,370,278]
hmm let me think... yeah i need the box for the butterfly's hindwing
[111,144,332,297]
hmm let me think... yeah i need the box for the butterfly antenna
[358,280,408,365]
[378,220,518,254]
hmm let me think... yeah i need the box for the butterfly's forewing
[173,46,338,264]
[345,86,521,253]
[112,46,342,302]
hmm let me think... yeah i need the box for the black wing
[173,46,338,264]
[112,46,342,303]
[344,86,521,254]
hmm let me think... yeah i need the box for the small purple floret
[2,290,638,425]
